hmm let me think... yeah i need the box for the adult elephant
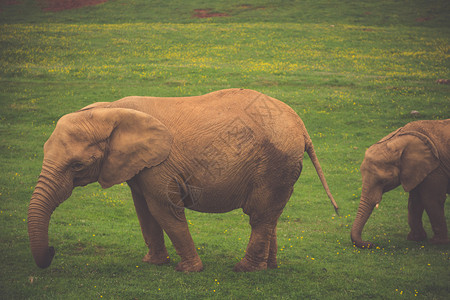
[351,119,450,249]
[28,88,338,272]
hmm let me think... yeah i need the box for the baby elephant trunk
[351,196,376,249]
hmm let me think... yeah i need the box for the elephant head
[28,107,172,268]
[351,130,440,248]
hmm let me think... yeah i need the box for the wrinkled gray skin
[351,119,450,249]
[28,89,338,272]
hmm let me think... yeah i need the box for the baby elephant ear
[398,132,440,192]
[79,102,112,111]
[97,108,173,188]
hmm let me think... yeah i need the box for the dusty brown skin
[28,89,338,272]
[351,119,450,249]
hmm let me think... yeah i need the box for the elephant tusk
[375,204,379,209]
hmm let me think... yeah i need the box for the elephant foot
[267,257,278,269]
[142,251,170,265]
[267,262,278,270]
[429,236,450,245]
[407,230,427,242]
[233,258,267,272]
[175,257,203,272]
[352,239,375,249]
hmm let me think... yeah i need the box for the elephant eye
[70,162,84,171]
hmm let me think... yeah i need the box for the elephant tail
[305,134,339,215]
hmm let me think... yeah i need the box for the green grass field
[1,0,449,299]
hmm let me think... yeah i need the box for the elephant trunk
[28,165,72,268]
[350,195,376,249]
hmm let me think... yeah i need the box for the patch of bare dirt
[36,0,108,12]
[415,16,433,22]
[436,79,450,84]
[0,0,22,12]
[192,8,229,19]
[0,0,22,5]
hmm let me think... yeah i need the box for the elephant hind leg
[235,186,292,272]
[418,169,449,244]
[234,219,277,272]
[267,225,278,269]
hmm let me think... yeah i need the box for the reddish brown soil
[1,0,22,5]
[436,79,450,85]
[36,0,108,12]
[192,8,229,19]
[0,0,21,12]
[415,16,433,22]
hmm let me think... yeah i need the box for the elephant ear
[94,108,173,189]
[376,127,402,144]
[393,132,440,192]
[79,102,112,111]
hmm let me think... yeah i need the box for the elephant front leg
[129,182,170,265]
[146,199,203,272]
[407,190,427,242]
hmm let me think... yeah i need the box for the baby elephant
[28,88,338,272]
[351,119,450,248]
